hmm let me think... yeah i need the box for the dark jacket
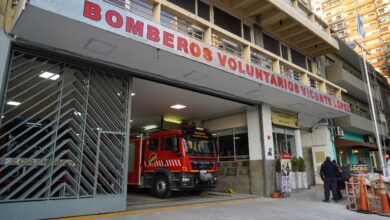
[320,160,339,180]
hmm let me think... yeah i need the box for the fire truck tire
[153,174,172,198]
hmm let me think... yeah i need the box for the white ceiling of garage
[131,78,247,131]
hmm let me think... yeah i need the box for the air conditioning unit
[334,127,344,137]
[364,135,376,144]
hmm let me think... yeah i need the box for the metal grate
[0,50,130,202]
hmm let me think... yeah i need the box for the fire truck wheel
[153,174,172,198]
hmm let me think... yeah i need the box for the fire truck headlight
[182,177,191,182]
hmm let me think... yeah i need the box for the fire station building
[0,0,354,219]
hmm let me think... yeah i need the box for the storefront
[271,108,302,159]
[335,133,376,172]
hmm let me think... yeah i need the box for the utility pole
[356,11,387,176]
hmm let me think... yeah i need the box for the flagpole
[356,11,387,176]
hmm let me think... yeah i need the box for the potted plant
[290,157,298,189]
[275,159,282,191]
[298,157,308,189]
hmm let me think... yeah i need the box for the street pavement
[64,186,389,220]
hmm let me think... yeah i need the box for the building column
[294,129,303,157]
[0,32,11,119]
[152,3,161,24]
[247,105,262,161]
[246,104,274,196]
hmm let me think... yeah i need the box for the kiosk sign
[347,164,372,176]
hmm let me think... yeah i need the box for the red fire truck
[128,126,218,198]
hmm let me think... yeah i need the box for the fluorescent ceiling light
[39,72,59,80]
[50,74,60,80]
[7,101,21,106]
[39,72,54,78]
[143,125,157,130]
[131,93,136,96]
[171,104,186,109]
[74,111,82,116]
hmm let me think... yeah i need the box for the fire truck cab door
[160,136,181,170]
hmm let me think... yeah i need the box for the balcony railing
[351,108,371,120]
[309,77,320,90]
[326,85,335,96]
[280,64,302,82]
[104,0,153,19]
[212,33,243,58]
[161,10,204,41]
[251,51,273,70]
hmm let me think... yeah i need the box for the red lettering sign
[81,1,351,113]
[83,1,101,21]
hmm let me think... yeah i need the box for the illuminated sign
[30,0,351,113]
[346,164,372,176]
[163,116,182,124]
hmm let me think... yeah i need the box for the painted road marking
[54,197,262,220]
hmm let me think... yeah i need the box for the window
[281,45,289,60]
[197,1,210,21]
[213,127,249,161]
[234,127,249,159]
[291,48,307,69]
[149,138,159,151]
[167,0,196,13]
[163,136,179,152]
[263,33,280,56]
[273,127,297,158]
[214,7,242,36]
[217,130,234,160]
[307,59,313,73]
[243,24,251,42]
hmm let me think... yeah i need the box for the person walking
[320,157,339,202]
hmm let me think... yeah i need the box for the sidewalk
[58,186,389,220]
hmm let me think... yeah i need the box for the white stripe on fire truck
[178,160,181,166]
[174,160,178,166]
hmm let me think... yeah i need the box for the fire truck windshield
[183,136,213,156]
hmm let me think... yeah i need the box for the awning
[335,138,390,151]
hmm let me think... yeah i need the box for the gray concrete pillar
[0,32,11,117]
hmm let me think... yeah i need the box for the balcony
[326,63,367,102]
[334,112,388,135]
[209,0,339,57]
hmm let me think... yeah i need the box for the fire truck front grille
[190,161,215,170]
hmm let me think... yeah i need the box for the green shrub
[291,157,299,172]
[298,157,306,172]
